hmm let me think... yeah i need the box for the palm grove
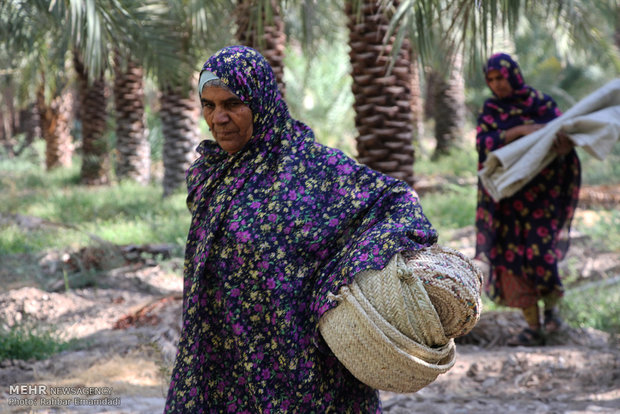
[1,0,618,196]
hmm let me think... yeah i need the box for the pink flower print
[266,278,276,289]
[476,232,486,245]
[483,114,495,125]
[516,73,524,85]
[475,207,484,220]
[230,222,240,231]
[536,266,545,276]
[513,200,524,211]
[231,288,240,297]
[523,96,533,106]
[544,253,555,264]
[532,208,544,219]
[537,226,549,238]
[504,250,515,262]
[500,67,509,79]
[500,113,509,121]
[232,322,243,335]
[524,191,535,202]
[226,404,238,413]
[328,218,339,227]
[237,231,251,242]
[196,227,207,241]
[485,136,494,150]
[337,164,353,175]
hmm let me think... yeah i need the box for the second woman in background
[475,53,581,346]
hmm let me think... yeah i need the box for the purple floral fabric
[164,46,437,413]
[475,53,581,308]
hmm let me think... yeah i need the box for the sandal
[507,327,544,347]
[544,309,563,334]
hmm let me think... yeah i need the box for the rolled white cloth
[479,78,620,202]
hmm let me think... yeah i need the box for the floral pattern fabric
[475,53,581,308]
[164,46,438,413]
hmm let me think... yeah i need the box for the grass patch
[414,143,478,180]
[419,184,477,239]
[573,209,620,252]
[0,323,80,361]
[561,281,620,334]
[0,158,190,255]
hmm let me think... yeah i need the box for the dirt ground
[0,208,619,413]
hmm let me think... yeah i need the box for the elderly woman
[164,46,439,412]
[475,53,581,346]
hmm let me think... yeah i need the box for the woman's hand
[504,123,544,143]
[553,130,574,156]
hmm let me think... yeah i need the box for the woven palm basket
[319,245,483,393]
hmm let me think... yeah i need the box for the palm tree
[113,52,150,184]
[2,0,184,185]
[235,0,288,95]
[73,52,111,185]
[36,79,75,169]
[429,51,465,159]
[160,83,202,197]
[0,2,75,168]
[345,0,418,186]
[158,1,233,197]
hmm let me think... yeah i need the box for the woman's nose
[213,107,230,123]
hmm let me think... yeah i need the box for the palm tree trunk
[431,52,465,159]
[36,82,74,170]
[0,83,17,155]
[113,52,150,184]
[160,82,201,197]
[235,0,287,96]
[14,103,41,157]
[74,52,110,185]
[346,0,416,187]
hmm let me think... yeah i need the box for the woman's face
[486,69,513,99]
[201,86,254,154]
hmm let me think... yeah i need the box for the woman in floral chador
[164,45,438,413]
[475,53,581,346]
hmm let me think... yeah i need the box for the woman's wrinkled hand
[553,130,574,156]
[523,123,544,135]
[505,123,544,143]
